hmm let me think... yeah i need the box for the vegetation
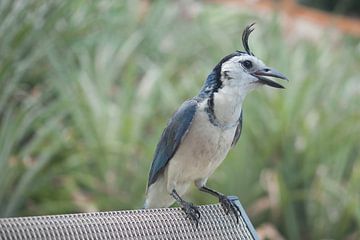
[299,0,360,17]
[0,0,359,239]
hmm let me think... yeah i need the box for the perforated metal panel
[0,198,258,240]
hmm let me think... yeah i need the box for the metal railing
[0,196,258,240]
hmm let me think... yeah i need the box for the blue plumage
[231,112,243,147]
[198,52,242,99]
[147,61,243,188]
[147,99,198,187]
[144,24,287,226]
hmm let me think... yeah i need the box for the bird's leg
[170,189,200,227]
[199,186,241,223]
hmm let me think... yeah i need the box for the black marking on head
[197,23,256,126]
[223,71,233,80]
[198,52,242,121]
[198,52,242,99]
[241,23,255,56]
[198,23,257,100]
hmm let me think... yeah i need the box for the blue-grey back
[147,99,198,187]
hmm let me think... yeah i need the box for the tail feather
[144,177,175,208]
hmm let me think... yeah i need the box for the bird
[144,23,288,226]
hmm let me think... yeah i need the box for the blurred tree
[298,0,360,17]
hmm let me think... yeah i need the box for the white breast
[145,86,245,208]
[165,100,239,195]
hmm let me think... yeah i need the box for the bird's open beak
[253,67,288,89]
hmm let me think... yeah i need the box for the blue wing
[231,111,243,147]
[147,99,198,187]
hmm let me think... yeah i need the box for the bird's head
[199,23,288,98]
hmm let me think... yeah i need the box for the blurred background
[0,0,359,239]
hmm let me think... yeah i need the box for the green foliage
[0,0,359,239]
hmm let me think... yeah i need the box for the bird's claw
[181,202,201,227]
[218,195,241,223]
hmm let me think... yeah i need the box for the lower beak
[253,67,288,89]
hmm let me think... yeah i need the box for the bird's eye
[241,60,253,69]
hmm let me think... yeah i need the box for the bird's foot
[180,201,201,227]
[218,195,241,223]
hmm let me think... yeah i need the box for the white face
[220,55,267,93]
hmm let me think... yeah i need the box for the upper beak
[253,67,288,89]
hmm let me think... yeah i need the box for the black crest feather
[242,23,255,56]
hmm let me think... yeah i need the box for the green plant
[0,0,359,239]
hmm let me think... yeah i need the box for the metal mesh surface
[0,200,258,240]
